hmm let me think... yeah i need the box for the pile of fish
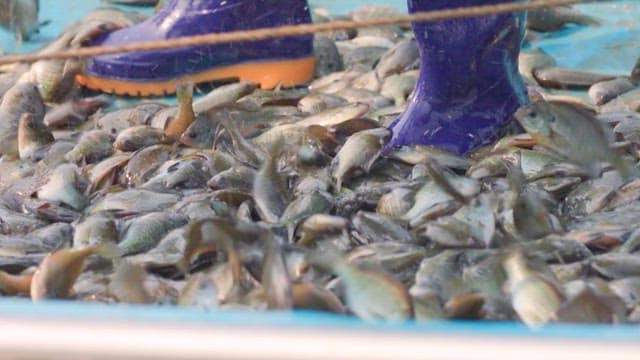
[0,3,640,328]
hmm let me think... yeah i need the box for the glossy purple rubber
[84,0,313,82]
[386,0,529,155]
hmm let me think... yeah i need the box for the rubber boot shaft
[387,0,528,155]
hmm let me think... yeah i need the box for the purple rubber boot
[77,0,314,96]
[386,0,529,155]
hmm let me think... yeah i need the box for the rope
[0,0,605,65]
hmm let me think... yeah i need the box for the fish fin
[176,82,194,103]
[503,151,526,192]
[286,223,296,244]
[424,159,468,204]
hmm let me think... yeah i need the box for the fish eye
[527,109,537,117]
[188,132,197,139]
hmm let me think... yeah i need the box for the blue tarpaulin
[2,0,638,76]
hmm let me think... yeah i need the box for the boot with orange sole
[76,0,315,96]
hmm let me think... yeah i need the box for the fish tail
[425,159,468,204]
[0,270,33,295]
[165,82,196,140]
[286,223,296,244]
[176,82,194,109]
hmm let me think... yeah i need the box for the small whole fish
[117,212,187,256]
[503,252,564,328]
[296,103,369,127]
[330,127,390,191]
[0,0,40,42]
[122,144,174,187]
[309,246,413,322]
[588,78,635,106]
[179,115,218,149]
[17,113,54,161]
[164,82,195,141]
[114,125,166,152]
[534,67,617,90]
[22,59,83,103]
[97,102,166,135]
[253,145,289,223]
[375,38,419,79]
[527,7,600,32]
[37,163,87,210]
[193,81,257,114]
[0,82,45,157]
[505,154,561,240]
[65,129,114,164]
[314,35,344,77]
[515,100,637,180]
[297,93,347,114]
[87,188,180,215]
[30,244,120,301]
[44,96,110,129]
[73,215,118,249]
[380,73,417,106]
[297,214,349,246]
[261,234,293,309]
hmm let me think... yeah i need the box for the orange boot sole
[76,56,316,97]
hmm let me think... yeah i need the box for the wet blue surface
[1,0,398,53]
[2,297,639,341]
[1,0,638,77]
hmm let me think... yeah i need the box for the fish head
[178,116,214,148]
[514,103,553,140]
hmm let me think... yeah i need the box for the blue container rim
[1,298,638,341]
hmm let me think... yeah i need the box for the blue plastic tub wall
[0,0,639,345]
